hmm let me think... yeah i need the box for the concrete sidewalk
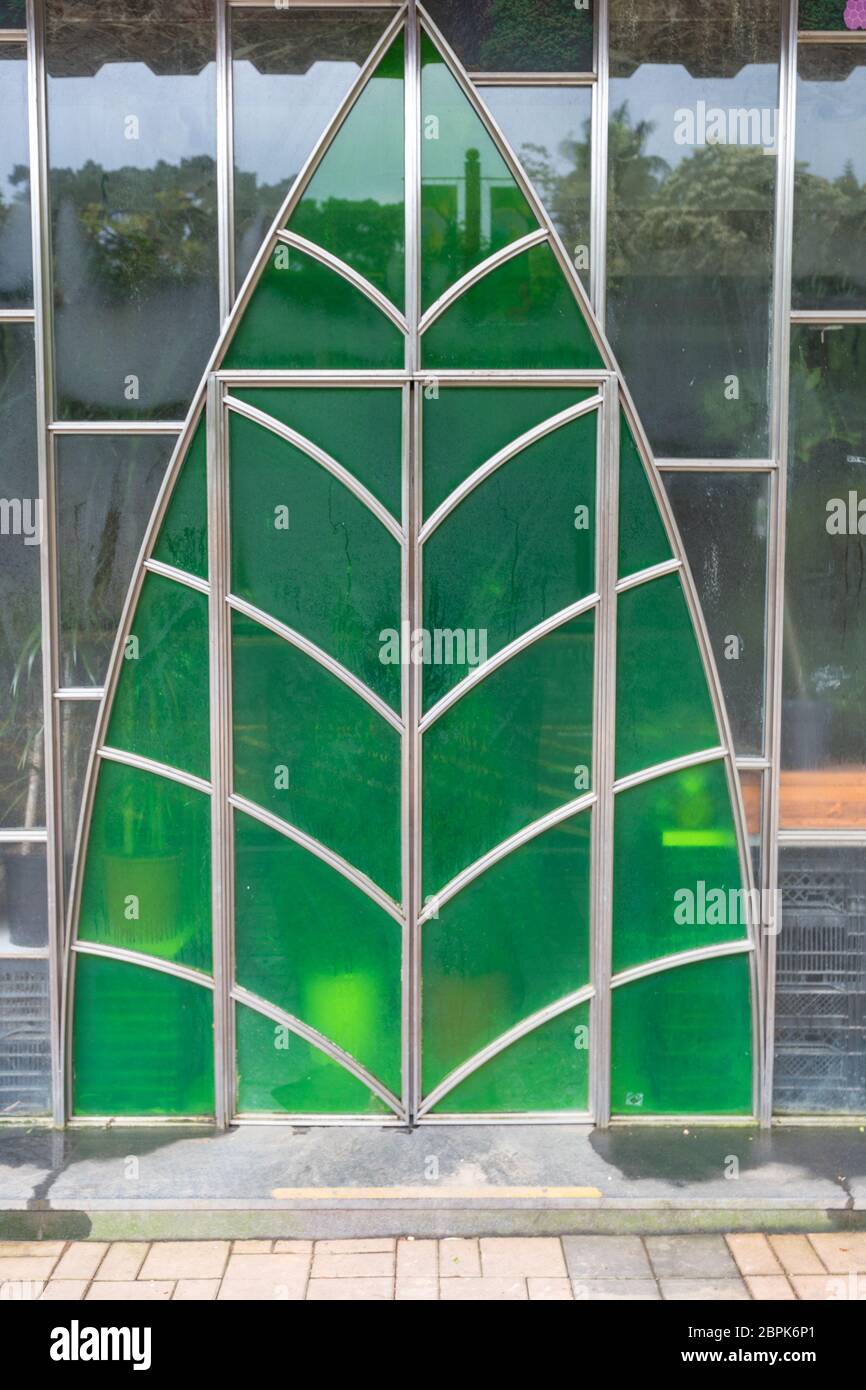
[1,1233,865,1301]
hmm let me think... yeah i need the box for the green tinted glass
[611,955,753,1116]
[429,1001,589,1114]
[423,241,603,370]
[423,813,591,1091]
[618,415,672,579]
[288,34,405,308]
[78,760,212,973]
[423,410,597,708]
[235,1003,392,1115]
[151,419,208,580]
[73,954,214,1117]
[224,243,404,371]
[232,613,402,901]
[420,32,537,310]
[616,573,718,780]
[235,808,402,1093]
[229,410,401,710]
[233,386,404,520]
[423,386,595,519]
[106,573,210,781]
[423,611,594,896]
[613,761,744,975]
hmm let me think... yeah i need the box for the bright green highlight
[235,1003,392,1115]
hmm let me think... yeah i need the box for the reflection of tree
[426,0,593,71]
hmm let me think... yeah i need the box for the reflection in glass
[60,699,98,898]
[774,845,866,1116]
[0,958,51,1117]
[783,325,866,828]
[737,769,763,887]
[232,6,394,291]
[0,46,31,305]
[664,472,769,756]
[56,434,172,687]
[0,841,47,954]
[482,85,592,291]
[608,0,779,457]
[799,0,863,31]
[0,324,43,833]
[0,2,25,24]
[793,48,866,310]
[46,3,218,419]
[423,0,594,74]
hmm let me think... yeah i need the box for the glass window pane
[664,471,769,756]
[232,5,395,291]
[608,0,779,457]
[47,2,218,419]
[774,844,866,1115]
[799,1,865,30]
[423,0,594,74]
[618,415,673,579]
[56,434,172,687]
[60,698,98,898]
[0,958,51,1117]
[0,45,32,306]
[151,420,208,581]
[0,322,43,832]
[783,324,866,828]
[793,47,866,310]
[738,768,764,886]
[0,1,25,23]
[482,85,592,293]
[1,841,47,953]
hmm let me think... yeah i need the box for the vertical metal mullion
[27,0,63,1125]
[590,376,619,1127]
[216,0,235,322]
[761,0,798,1128]
[590,0,609,327]
[405,1,420,374]
[206,375,234,1128]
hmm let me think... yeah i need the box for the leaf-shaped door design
[66,7,759,1126]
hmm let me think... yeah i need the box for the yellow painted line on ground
[271,1185,603,1201]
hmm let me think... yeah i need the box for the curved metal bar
[417,984,595,1117]
[419,592,600,733]
[418,228,549,333]
[98,746,212,797]
[613,746,727,796]
[419,395,602,543]
[275,230,408,335]
[224,393,405,544]
[611,939,754,992]
[418,791,597,925]
[72,940,214,992]
[227,594,404,733]
[230,792,405,926]
[143,558,211,596]
[615,558,682,595]
[232,983,405,1119]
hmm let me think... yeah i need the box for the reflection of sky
[233,60,363,186]
[797,65,866,182]
[483,87,592,176]
[0,58,28,201]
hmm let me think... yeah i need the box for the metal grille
[0,961,51,1114]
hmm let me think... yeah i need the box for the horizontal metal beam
[613,746,727,796]
[72,940,214,991]
[143,558,211,596]
[656,458,776,473]
[48,420,185,435]
[98,746,212,796]
[611,938,754,991]
[0,827,48,843]
[54,688,104,701]
[615,558,681,594]
[790,309,866,325]
[471,72,595,86]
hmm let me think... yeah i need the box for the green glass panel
[799,1,860,31]
[235,808,401,1093]
[423,386,594,520]
[423,612,594,896]
[611,955,753,1116]
[106,573,210,781]
[236,1002,391,1115]
[613,761,744,976]
[616,573,718,781]
[420,31,537,310]
[423,813,591,1092]
[151,420,208,580]
[618,415,672,579]
[429,1002,589,1114]
[232,613,402,901]
[233,386,403,520]
[229,411,401,711]
[73,954,214,1117]
[288,34,405,309]
[78,760,211,973]
[223,243,403,371]
[423,410,597,709]
[422,242,603,370]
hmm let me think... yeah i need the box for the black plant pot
[7,851,48,949]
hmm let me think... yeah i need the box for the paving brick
[314,1239,395,1255]
[307,1278,393,1301]
[397,1238,437,1279]
[217,1253,308,1301]
[39,1280,88,1301]
[52,1243,108,1281]
[562,1235,652,1280]
[480,1237,567,1279]
[439,1238,481,1278]
[273,1240,313,1255]
[139,1241,230,1281]
[726,1233,783,1277]
[746,1275,796,1301]
[440,1277,527,1301]
[791,1273,866,1301]
[768,1235,826,1276]
[572,1278,660,1301]
[527,1277,573,1300]
[86,1281,174,1301]
[173,1279,220,1300]
[231,1241,272,1254]
[807,1233,866,1274]
[396,1277,438,1301]
[0,1242,65,1258]
[0,1257,58,1281]
[646,1236,738,1280]
[660,1278,750,1300]
[311,1249,395,1279]
[93,1242,148,1281]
